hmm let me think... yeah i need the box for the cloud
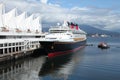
[40,0,48,4]
[0,0,120,32]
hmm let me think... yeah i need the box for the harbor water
[0,37,120,80]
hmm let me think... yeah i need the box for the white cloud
[40,0,48,4]
[0,0,120,32]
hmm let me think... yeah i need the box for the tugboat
[98,42,110,49]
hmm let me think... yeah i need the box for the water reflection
[0,47,85,80]
[0,56,46,80]
[39,48,85,80]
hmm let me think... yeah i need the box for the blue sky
[0,0,120,32]
[48,0,120,9]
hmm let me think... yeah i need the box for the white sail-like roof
[32,17,42,33]
[2,8,17,29]
[0,4,43,33]
[0,4,5,14]
[25,14,33,31]
[0,4,5,27]
[0,13,2,27]
[16,12,27,30]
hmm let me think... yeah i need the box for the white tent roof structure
[0,4,42,33]
[0,4,5,27]
[16,12,27,30]
[31,17,42,33]
[25,14,34,31]
[0,4,5,15]
[2,8,17,29]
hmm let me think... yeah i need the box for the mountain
[42,23,120,36]
[79,24,120,36]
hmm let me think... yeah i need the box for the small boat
[98,42,110,49]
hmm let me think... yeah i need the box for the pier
[0,27,48,62]
[0,37,46,62]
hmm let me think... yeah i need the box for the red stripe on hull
[48,46,85,58]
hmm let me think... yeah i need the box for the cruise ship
[0,4,45,61]
[42,21,87,57]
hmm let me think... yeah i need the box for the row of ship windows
[50,31,85,35]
